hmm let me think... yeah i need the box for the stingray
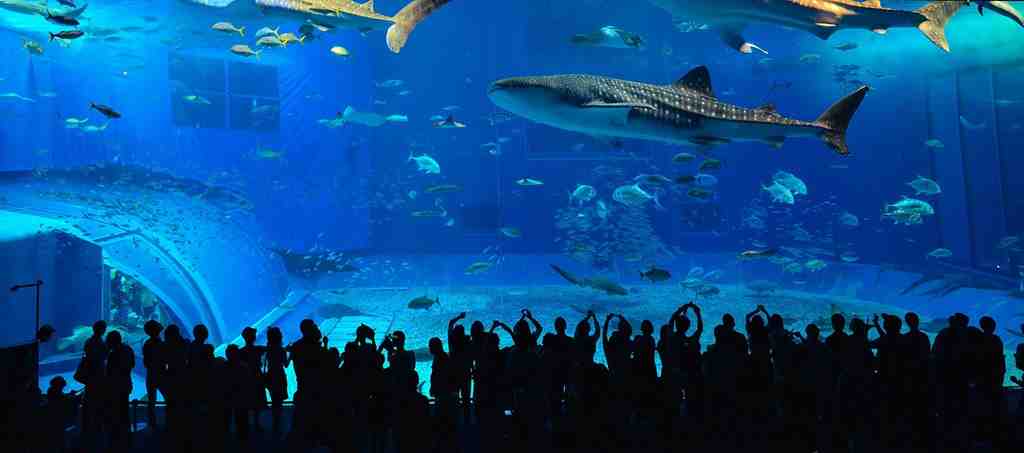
[315,303,364,319]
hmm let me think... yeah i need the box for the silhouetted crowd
[8,303,1024,453]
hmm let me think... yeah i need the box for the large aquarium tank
[1,0,1023,396]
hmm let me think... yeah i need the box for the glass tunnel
[1,0,1024,399]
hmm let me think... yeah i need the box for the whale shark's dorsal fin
[673,66,714,98]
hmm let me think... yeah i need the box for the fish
[89,102,121,119]
[489,66,868,155]
[959,115,987,130]
[550,264,582,286]
[687,187,712,199]
[675,175,696,184]
[834,42,858,51]
[763,181,794,204]
[0,92,35,103]
[385,114,408,123]
[424,184,461,193]
[377,79,405,88]
[464,262,493,275]
[45,12,79,26]
[278,32,305,45]
[646,0,967,53]
[408,296,440,309]
[613,183,662,209]
[432,115,466,128]
[49,30,84,41]
[408,153,441,174]
[634,174,673,186]
[257,36,286,47]
[640,266,671,283]
[330,46,351,57]
[337,106,389,127]
[516,178,544,186]
[582,277,629,296]
[410,209,447,217]
[212,22,245,36]
[570,25,645,49]
[698,159,722,172]
[928,248,952,259]
[22,39,44,55]
[924,138,944,149]
[255,27,281,39]
[230,44,261,58]
[184,95,211,105]
[499,227,521,238]
[570,184,597,205]
[672,152,696,163]
[739,249,777,259]
[907,176,941,196]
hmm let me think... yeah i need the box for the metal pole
[35,280,41,337]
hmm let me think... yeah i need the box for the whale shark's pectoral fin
[719,24,768,54]
[581,101,651,126]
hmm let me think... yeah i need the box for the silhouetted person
[542,316,573,415]
[104,330,135,453]
[869,313,905,447]
[933,313,972,449]
[141,320,164,430]
[632,319,657,416]
[224,344,253,441]
[42,376,78,453]
[843,318,875,451]
[448,312,472,421]
[743,304,773,443]
[903,312,933,452]
[381,330,414,374]
[288,319,328,450]
[393,369,429,453]
[977,316,1006,447]
[704,323,744,450]
[162,324,188,441]
[79,320,108,447]
[239,326,266,432]
[792,323,830,451]
[264,327,289,437]
[823,312,848,450]
[429,336,457,453]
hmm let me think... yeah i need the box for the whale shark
[489,66,868,155]
[646,0,969,53]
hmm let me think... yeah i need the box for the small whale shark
[646,0,969,53]
[489,66,868,155]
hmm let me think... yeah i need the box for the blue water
[1,1,1023,395]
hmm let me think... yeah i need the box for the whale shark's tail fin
[385,0,453,53]
[816,86,869,156]
[916,0,968,52]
